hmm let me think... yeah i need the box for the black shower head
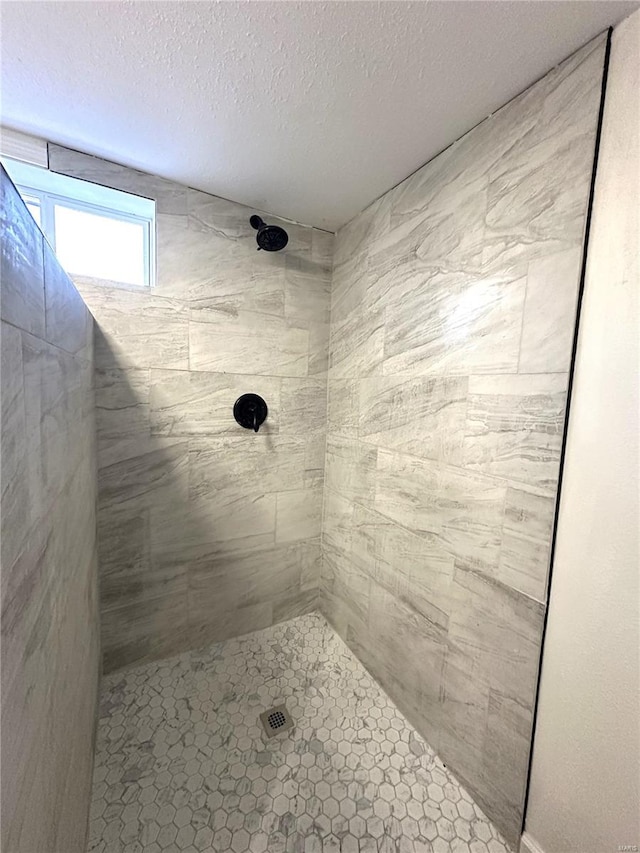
[250,215,288,252]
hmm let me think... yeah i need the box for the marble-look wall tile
[188,435,317,498]
[462,373,568,490]
[375,448,507,572]
[98,438,189,515]
[482,37,606,271]
[21,331,92,525]
[96,367,150,445]
[519,247,582,373]
[382,263,527,376]
[1,321,29,573]
[322,540,371,636]
[351,503,454,631]
[189,313,309,375]
[325,435,377,509]
[276,488,323,542]
[347,582,448,751]
[101,592,190,674]
[498,485,555,603]
[322,35,606,848]
[43,238,91,356]
[49,144,188,214]
[0,167,45,337]
[285,253,331,327]
[308,320,330,376]
[280,376,327,434]
[312,228,335,266]
[50,146,331,672]
[327,377,359,437]
[332,194,390,269]
[74,277,189,370]
[322,488,354,553]
[188,539,320,618]
[1,168,99,853]
[149,369,281,436]
[441,567,545,835]
[360,375,468,464]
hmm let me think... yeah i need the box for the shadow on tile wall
[48,145,333,675]
[322,33,608,847]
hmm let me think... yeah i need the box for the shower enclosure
[0,30,609,853]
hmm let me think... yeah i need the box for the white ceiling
[1,1,638,231]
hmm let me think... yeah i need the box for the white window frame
[18,185,155,287]
[1,156,156,288]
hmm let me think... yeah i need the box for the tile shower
[0,31,607,853]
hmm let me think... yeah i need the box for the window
[1,158,156,287]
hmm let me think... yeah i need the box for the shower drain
[259,704,294,738]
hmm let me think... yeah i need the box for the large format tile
[275,488,323,543]
[1,166,45,337]
[190,314,308,376]
[382,262,527,376]
[482,35,605,271]
[280,376,327,435]
[74,278,189,370]
[462,373,568,491]
[96,367,150,445]
[327,377,359,438]
[498,485,555,603]
[149,369,281,437]
[359,375,468,464]
[101,592,190,674]
[188,541,320,623]
[43,238,91,356]
[325,436,377,510]
[375,449,507,573]
[49,144,188,214]
[382,172,488,273]
[21,331,91,520]
[441,566,545,842]
[158,218,255,303]
[284,253,331,327]
[188,435,318,498]
[519,247,582,373]
[188,258,285,322]
[98,438,189,514]
[307,319,330,376]
[361,583,448,747]
[351,504,455,631]
[0,322,29,573]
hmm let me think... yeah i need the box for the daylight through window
[1,158,155,287]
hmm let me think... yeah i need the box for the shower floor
[87,613,512,853]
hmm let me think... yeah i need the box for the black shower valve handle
[233,394,268,433]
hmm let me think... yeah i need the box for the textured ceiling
[1,1,638,230]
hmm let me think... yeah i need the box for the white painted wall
[523,10,640,853]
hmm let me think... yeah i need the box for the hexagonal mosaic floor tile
[87,612,513,853]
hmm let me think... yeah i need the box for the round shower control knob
[233,394,268,433]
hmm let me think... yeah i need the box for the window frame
[16,183,155,288]
[1,156,156,289]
